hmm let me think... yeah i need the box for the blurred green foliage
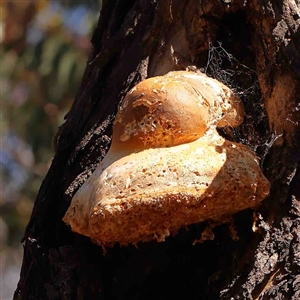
[1,1,101,296]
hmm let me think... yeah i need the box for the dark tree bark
[15,1,300,299]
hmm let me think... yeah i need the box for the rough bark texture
[15,0,300,299]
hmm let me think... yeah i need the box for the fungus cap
[113,74,210,150]
[63,71,270,246]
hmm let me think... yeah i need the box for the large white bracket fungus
[63,71,270,246]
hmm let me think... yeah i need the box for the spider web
[204,41,271,164]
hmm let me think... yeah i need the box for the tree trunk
[15,1,300,299]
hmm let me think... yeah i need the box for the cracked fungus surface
[63,71,270,246]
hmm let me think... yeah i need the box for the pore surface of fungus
[63,71,270,246]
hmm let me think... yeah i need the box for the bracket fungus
[63,71,270,247]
